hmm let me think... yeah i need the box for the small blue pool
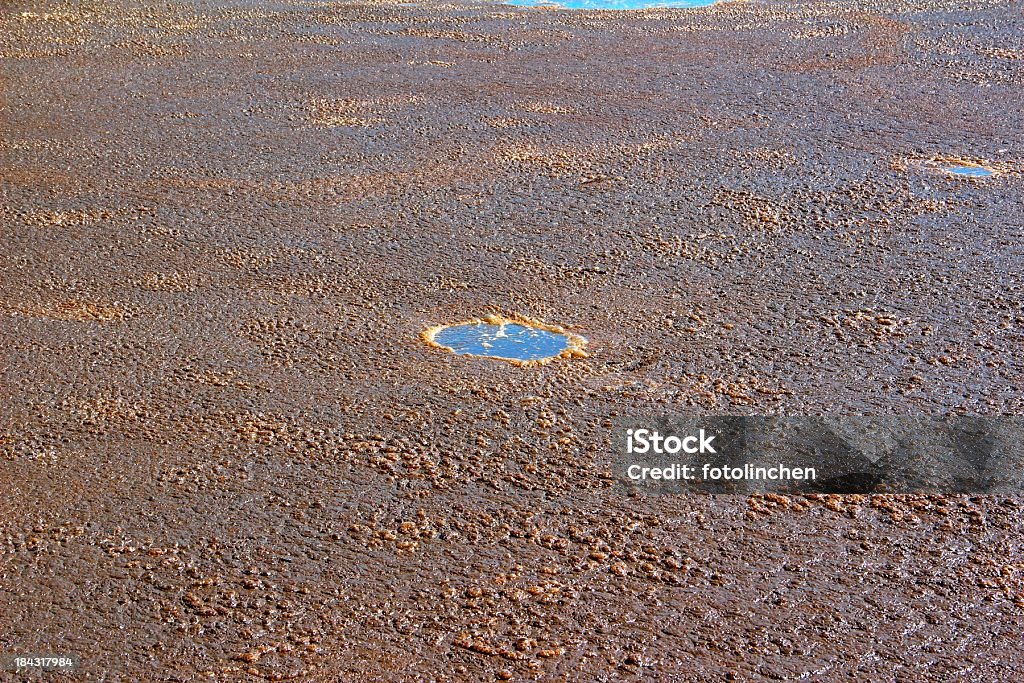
[942,164,994,179]
[431,322,575,362]
[508,0,715,9]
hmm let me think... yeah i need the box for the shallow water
[942,163,993,178]
[508,0,715,10]
[432,322,571,362]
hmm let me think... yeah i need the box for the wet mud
[1,0,1023,680]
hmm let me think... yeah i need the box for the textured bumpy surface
[2,0,1023,680]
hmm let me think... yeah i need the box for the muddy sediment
[1,0,1023,680]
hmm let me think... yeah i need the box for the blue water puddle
[942,164,994,179]
[508,0,715,9]
[432,322,571,362]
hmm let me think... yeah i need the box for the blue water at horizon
[508,0,715,10]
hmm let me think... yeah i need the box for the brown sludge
[1,0,1023,681]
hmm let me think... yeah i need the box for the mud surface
[2,0,1024,680]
